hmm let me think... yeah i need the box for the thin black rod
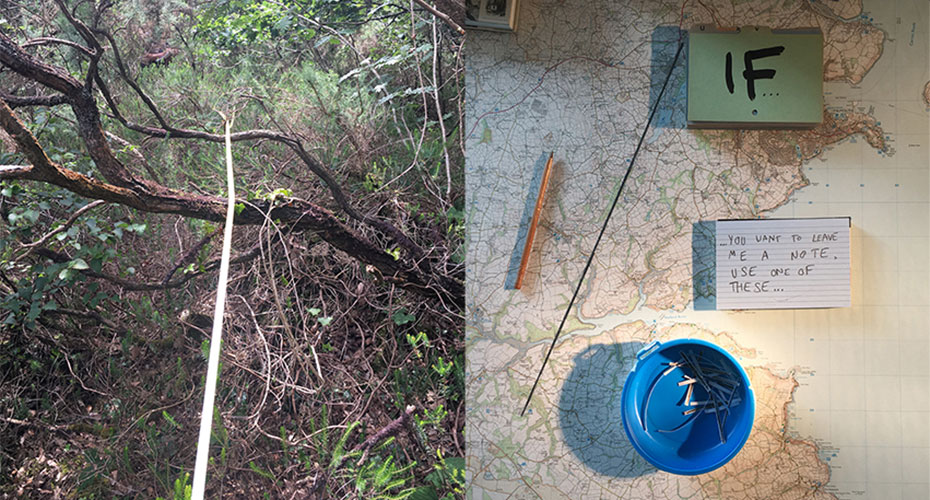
[520,41,684,416]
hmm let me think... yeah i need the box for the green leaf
[425,456,465,490]
[407,486,439,500]
[377,91,401,106]
[248,461,276,481]
[272,15,292,32]
[392,309,415,325]
[432,357,452,377]
[444,457,464,476]
[162,410,181,429]
[70,258,89,270]
[308,307,321,316]
[328,421,360,469]
[314,34,332,48]
[317,316,333,326]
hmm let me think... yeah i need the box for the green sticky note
[687,26,823,128]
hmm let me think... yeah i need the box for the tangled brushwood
[0,0,465,498]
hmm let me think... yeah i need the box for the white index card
[715,217,851,310]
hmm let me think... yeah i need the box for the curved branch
[94,29,171,129]
[0,165,33,177]
[0,30,136,185]
[0,97,462,303]
[0,31,84,97]
[89,33,425,258]
[21,37,95,57]
[46,306,120,331]
[51,0,103,55]
[49,0,104,91]
[92,27,354,212]
[412,0,465,35]
[0,91,70,108]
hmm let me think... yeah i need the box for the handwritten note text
[715,218,851,309]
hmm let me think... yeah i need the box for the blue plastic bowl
[620,339,754,475]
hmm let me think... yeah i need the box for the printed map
[465,0,929,498]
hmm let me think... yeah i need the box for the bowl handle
[636,340,661,361]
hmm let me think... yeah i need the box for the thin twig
[16,199,106,261]
[411,0,465,35]
[21,36,94,57]
[162,225,220,284]
[233,295,274,425]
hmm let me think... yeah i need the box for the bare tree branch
[94,29,172,129]
[89,26,425,259]
[49,0,104,91]
[47,306,120,331]
[0,164,34,177]
[0,91,70,108]
[0,83,461,303]
[412,0,465,35]
[21,36,94,57]
[103,129,163,183]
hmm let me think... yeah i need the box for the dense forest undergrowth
[0,0,465,497]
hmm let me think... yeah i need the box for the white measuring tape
[191,115,236,498]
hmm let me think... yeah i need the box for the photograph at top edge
[0,0,465,498]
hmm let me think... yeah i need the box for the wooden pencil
[515,152,554,289]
